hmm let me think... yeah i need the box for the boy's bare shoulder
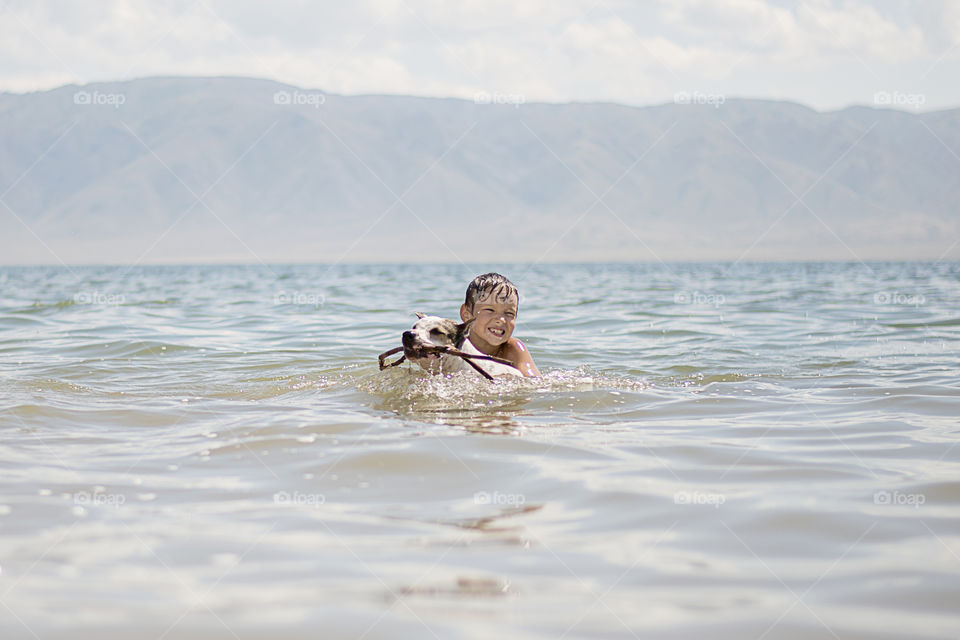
[500,337,540,376]
[501,337,528,356]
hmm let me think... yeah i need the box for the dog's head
[401,312,471,361]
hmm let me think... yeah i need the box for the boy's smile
[460,292,518,355]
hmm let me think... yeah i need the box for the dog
[379,313,521,380]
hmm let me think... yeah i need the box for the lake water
[1,261,958,639]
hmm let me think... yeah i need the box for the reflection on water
[1,262,959,639]
[445,504,544,534]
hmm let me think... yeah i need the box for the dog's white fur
[403,313,521,378]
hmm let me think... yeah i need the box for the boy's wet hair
[464,273,518,310]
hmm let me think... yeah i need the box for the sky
[1,0,958,111]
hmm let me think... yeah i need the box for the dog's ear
[455,318,473,344]
[415,311,426,319]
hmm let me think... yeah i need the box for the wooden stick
[441,347,517,369]
[458,354,495,381]
[377,344,520,380]
[378,346,406,370]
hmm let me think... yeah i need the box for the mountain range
[1,76,957,264]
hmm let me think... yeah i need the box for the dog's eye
[429,328,442,336]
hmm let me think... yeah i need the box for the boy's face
[459,289,518,349]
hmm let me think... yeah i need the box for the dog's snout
[402,331,416,348]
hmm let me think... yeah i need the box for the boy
[459,273,540,377]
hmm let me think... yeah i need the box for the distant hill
[1,76,957,264]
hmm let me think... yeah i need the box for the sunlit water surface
[1,262,958,639]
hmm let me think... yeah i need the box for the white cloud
[0,0,958,109]
[659,0,928,65]
[797,0,926,62]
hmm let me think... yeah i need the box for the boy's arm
[503,338,540,377]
